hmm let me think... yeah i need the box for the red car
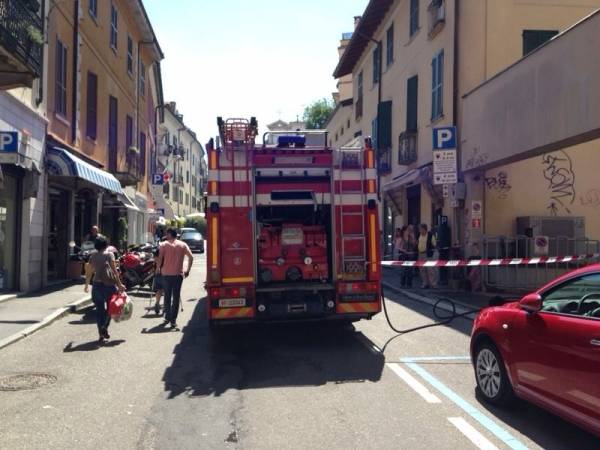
[470,264,600,437]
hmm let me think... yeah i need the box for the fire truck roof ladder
[338,145,367,279]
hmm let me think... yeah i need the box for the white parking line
[386,363,441,403]
[448,417,500,450]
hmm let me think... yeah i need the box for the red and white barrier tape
[381,254,600,268]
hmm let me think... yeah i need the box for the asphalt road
[0,254,598,449]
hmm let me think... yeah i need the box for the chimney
[354,16,361,29]
[168,101,176,112]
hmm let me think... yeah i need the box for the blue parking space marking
[401,358,529,450]
[401,356,471,362]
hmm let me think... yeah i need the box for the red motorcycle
[119,244,157,291]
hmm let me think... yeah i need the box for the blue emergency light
[277,135,306,147]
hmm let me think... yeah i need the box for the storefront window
[0,173,17,292]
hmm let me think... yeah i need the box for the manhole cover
[0,373,57,391]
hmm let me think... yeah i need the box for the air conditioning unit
[516,216,586,256]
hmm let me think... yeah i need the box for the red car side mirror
[520,293,542,313]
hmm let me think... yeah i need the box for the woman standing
[397,226,416,288]
[84,236,125,343]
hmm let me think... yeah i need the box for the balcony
[378,148,391,175]
[427,0,446,38]
[398,131,418,165]
[0,0,43,89]
[114,149,140,186]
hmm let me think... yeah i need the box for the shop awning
[117,192,140,211]
[46,146,123,194]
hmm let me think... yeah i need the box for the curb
[0,295,93,351]
[0,294,18,304]
[382,282,479,321]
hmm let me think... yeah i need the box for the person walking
[398,226,416,288]
[417,224,438,289]
[84,236,126,343]
[155,228,193,329]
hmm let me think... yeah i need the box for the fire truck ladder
[338,146,367,280]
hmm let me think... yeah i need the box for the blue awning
[46,146,123,194]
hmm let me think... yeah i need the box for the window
[108,96,118,171]
[179,189,184,202]
[377,101,392,151]
[140,64,145,97]
[86,72,97,139]
[185,193,189,206]
[55,40,68,116]
[356,71,363,119]
[186,170,190,183]
[431,50,444,120]
[522,30,558,56]
[347,119,350,129]
[125,115,133,151]
[406,75,418,131]
[410,0,419,36]
[89,0,97,19]
[139,132,146,175]
[372,46,380,84]
[110,5,118,50]
[542,273,600,317]
[127,35,133,74]
[386,24,394,67]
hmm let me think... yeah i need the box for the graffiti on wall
[465,147,490,170]
[541,151,576,216]
[580,189,600,208]
[484,171,512,199]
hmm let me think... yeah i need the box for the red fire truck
[205,118,381,325]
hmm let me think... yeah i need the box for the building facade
[461,10,600,253]
[157,102,205,219]
[332,0,600,257]
[0,0,46,292]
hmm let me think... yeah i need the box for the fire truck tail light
[211,288,220,298]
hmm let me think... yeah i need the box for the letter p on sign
[433,127,456,149]
[0,131,18,152]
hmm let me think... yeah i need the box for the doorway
[406,184,421,228]
[47,188,69,280]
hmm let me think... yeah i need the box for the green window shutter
[406,75,418,131]
[377,101,392,150]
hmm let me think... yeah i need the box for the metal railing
[479,235,600,290]
[0,0,43,76]
[398,131,417,165]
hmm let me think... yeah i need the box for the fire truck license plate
[219,298,246,308]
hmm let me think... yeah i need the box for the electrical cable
[380,286,482,335]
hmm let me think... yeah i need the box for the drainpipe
[453,0,462,250]
[35,0,46,106]
[71,0,79,143]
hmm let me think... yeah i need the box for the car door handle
[591,339,600,346]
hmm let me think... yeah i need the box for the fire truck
[205,118,381,325]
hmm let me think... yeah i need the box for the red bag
[108,293,127,317]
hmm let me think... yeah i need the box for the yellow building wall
[484,138,600,240]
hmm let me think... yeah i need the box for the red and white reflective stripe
[381,254,600,267]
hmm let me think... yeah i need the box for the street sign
[0,131,18,152]
[434,172,457,184]
[432,127,456,149]
[152,173,163,185]
[471,200,483,219]
[534,235,549,256]
[156,208,165,216]
[442,184,449,197]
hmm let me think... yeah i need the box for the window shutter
[406,75,418,131]
[86,72,97,139]
[377,101,392,150]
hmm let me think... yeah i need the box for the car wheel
[474,341,514,406]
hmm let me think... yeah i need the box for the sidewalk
[0,281,92,350]
[382,266,515,313]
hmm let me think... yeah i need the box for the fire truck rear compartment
[255,204,335,318]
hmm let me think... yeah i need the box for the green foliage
[302,98,335,129]
[184,217,207,236]
[117,217,128,249]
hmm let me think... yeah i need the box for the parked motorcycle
[118,243,157,291]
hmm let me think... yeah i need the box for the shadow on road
[63,339,125,352]
[0,320,39,324]
[474,390,600,449]
[161,298,385,399]
[68,309,96,325]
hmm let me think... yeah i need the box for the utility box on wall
[516,216,586,256]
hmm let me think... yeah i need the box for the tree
[302,98,334,129]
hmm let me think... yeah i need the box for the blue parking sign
[0,131,19,152]
[152,173,164,185]
[432,127,457,149]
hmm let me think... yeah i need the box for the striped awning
[46,146,123,194]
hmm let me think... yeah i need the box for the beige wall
[327,104,354,148]
[484,138,600,240]
[461,11,600,172]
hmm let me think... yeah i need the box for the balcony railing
[398,131,418,165]
[0,0,43,87]
[114,151,140,186]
